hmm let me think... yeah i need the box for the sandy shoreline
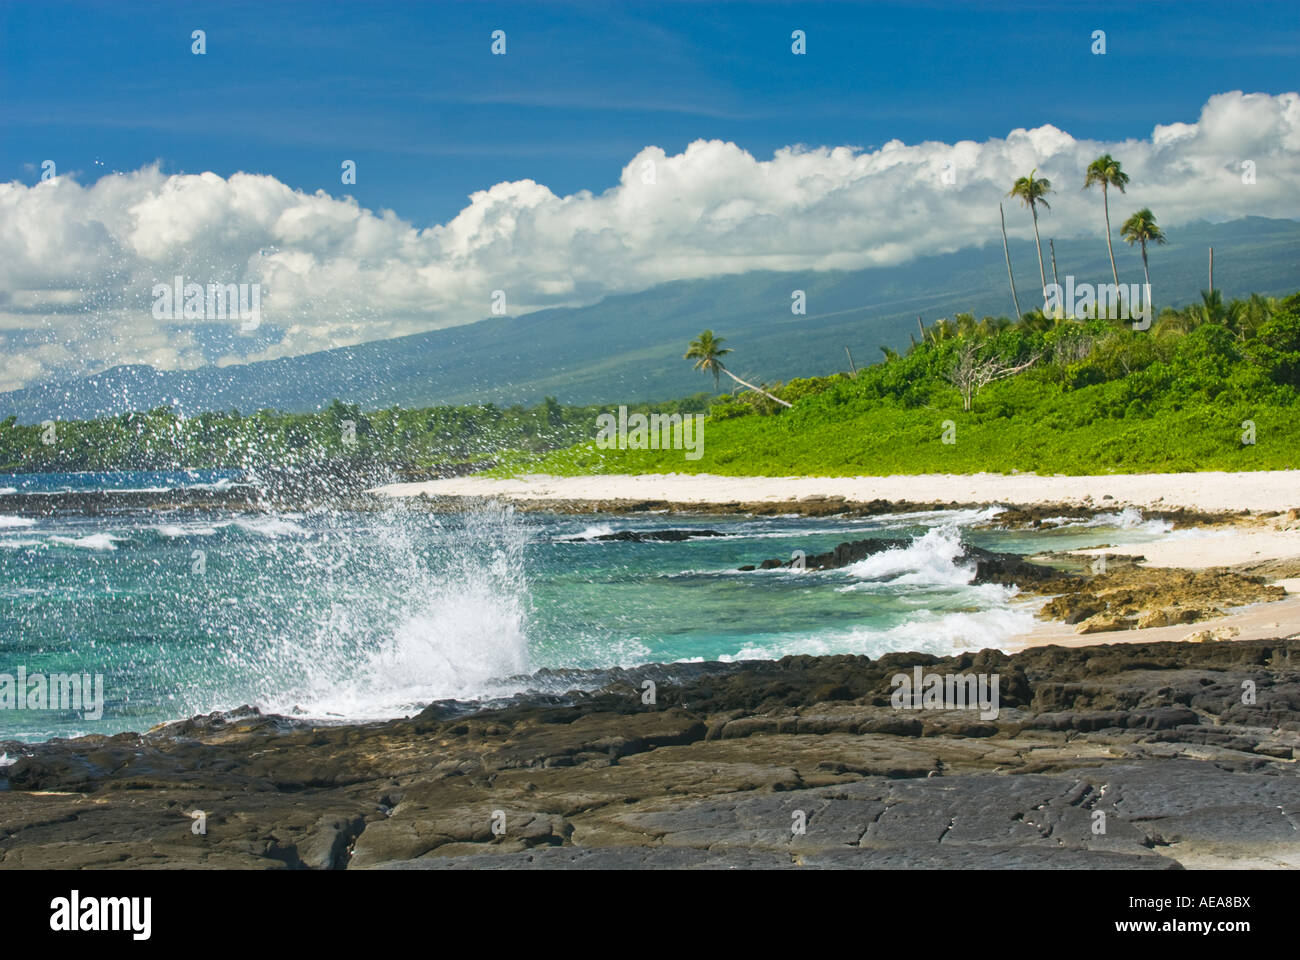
[374,470,1300,514]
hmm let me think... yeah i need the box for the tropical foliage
[523,291,1300,476]
[0,395,710,474]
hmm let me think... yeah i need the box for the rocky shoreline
[407,492,1255,528]
[3,637,1299,869]
[733,533,1299,639]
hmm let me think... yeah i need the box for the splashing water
[839,525,975,588]
[248,501,532,719]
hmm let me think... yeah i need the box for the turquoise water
[0,472,1175,743]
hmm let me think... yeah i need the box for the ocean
[0,470,1174,743]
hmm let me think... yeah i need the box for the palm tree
[1196,289,1225,325]
[686,329,731,388]
[685,330,792,408]
[1083,154,1131,287]
[1120,208,1166,311]
[1008,169,1053,305]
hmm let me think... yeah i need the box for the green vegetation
[520,291,1300,477]
[0,396,710,474]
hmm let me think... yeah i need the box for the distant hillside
[2,217,1298,423]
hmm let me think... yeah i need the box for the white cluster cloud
[1,90,1297,392]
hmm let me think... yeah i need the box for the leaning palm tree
[685,330,792,408]
[1083,154,1131,287]
[1120,208,1166,310]
[1008,169,1053,305]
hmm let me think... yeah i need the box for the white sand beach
[374,470,1300,515]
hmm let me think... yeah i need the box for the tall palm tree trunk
[1048,240,1061,318]
[1140,241,1151,314]
[724,368,792,408]
[1030,203,1047,306]
[1103,183,1119,287]
[999,202,1023,319]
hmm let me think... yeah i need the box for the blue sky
[3,0,1298,225]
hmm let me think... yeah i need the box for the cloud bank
[1,90,1298,392]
